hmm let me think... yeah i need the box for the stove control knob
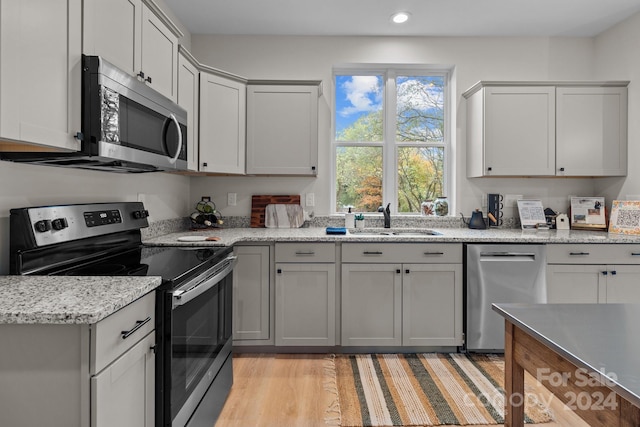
[133,210,149,219]
[52,218,68,230]
[34,220,52,233]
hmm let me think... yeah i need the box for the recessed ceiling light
[391,12,411,24]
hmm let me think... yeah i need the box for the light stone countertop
[142,226,640,247]
[0,275,162,324]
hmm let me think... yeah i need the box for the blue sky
[335,75,383,137]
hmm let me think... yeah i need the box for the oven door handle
[171,256,237,308]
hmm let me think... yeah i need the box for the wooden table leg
[504,320,525,427]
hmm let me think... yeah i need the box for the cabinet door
[199,73,246,174]
[275,263,335,346]
[246,84,319,175]
[402,264,463,346]
[140,4,178,101]
[341,264,402,346]
[83,0,141,78]
[233,246,270,342]
[483,86,555,176]
[91,332,155,427]
[556,86,627,176]
[546,264,603,303]
[604,265,640,303]
[177,50,199,171]
[0,0,81,150]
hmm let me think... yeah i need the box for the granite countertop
[0,276,162,324]
[142,226,640,247]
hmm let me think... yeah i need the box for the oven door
[167,255,236,426]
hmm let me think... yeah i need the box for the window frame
[331,64,454,215]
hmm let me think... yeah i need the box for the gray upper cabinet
[0,0,82,151]
[464,81,629,178]
[83,0,182,102]
[177,47,200,171]
[246,82,320,176]
[556,86,628,176]
[199,68,247,174]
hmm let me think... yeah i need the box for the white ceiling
[163,0,640,37]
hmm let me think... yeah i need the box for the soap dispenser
[345,207,355,228]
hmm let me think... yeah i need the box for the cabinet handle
[569,252,590,256]
[632,253,640,256]
[363,251,383,255]
[423,252,444,256]
[121,316,151,340]
[295,251,315,256]
[611,270,617,275]
[602,271,608,276]
[150,344,157,354]
[74,131,84,141]
[137,71,145,79]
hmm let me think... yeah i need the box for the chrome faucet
[378,203,391,228]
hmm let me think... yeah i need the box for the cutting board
[265,204,304,228]
[251,195,301,227]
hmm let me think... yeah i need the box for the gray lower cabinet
[232,245,272,344]
[0,292,155,427]
[341,243,463,347]
[275,243,336,346]
[546,244,640,303]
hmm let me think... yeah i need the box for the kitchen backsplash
[145,214,519,237]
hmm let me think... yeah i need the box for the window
[333,67,451,214]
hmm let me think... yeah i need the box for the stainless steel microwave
[1,55,187,173]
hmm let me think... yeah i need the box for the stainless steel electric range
[9,202,235,427]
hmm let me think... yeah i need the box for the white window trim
[331,64,455,215]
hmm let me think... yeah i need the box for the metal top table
[493,303,640,427]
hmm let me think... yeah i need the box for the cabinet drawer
[342,243,462,264]
[276,243,335,263]
[548,244,640,264]
[92,292,155,374]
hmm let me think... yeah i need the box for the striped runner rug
[326,353,553,426]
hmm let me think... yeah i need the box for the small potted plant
[354,213,365,229]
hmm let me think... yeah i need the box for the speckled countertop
[0,276,162,324]
[142,226,640,246]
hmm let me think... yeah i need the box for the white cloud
[340,76,382,117]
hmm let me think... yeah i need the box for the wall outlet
[306,193,315,207]
[227,193,237,206]
[504,194,523,207]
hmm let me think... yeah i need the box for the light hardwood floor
[215,353,590,427]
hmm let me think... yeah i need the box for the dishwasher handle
[480,251,537,260]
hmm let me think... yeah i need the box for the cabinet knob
[202,162,208,167]
[277,268,282,274]
[145,76,152,84]
[602,271,608,276]
[137,71,145,79]
[487,167,492,171]
[396,269,401,274]
[405,269,410,274]
[74,131,84,141]
[559,167,565,172]
[611,270,617,275]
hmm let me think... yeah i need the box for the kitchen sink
[348,229,442,237]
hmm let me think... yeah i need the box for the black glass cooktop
[55,245,231,284]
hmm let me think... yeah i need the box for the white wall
[191,35,600,218]
[593,12,640,201]
[0,161,191,273]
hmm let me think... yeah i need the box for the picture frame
[608,200,640,235]
[516,199,546,229]
[570,197,607,231]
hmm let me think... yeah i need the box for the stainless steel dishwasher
[466,244,547,352]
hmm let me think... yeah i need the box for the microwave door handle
[168,113,182,165]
